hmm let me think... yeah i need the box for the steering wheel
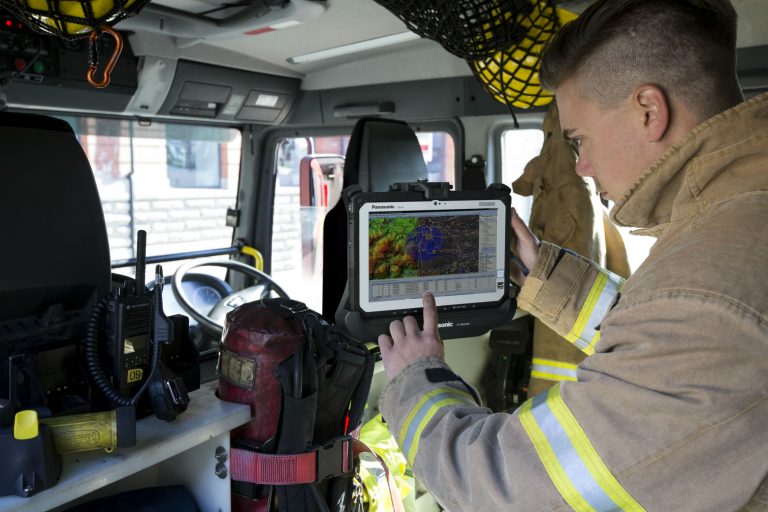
[172,259,290,338]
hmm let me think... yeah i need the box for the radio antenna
[135,230,147,296]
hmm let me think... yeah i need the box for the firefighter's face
[555,78,655,203]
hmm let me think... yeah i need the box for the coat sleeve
[379,240,768,511]
[515,241,625,356]
[378,242,635,511]
[379,357,573,511]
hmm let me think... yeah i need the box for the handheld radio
[104,230,152,397]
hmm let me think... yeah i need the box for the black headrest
[321,117,427,319]
[0,112,110,329]
[0,112,74,132]
[342,117,427,192]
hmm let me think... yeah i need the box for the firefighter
[377,1,768,510]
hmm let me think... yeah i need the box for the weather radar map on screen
[369,213,481,279]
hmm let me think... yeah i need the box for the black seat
[0,112,111,410]
[321,117,427,320]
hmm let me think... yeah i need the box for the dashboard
[160,272,233,321]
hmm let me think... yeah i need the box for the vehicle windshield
[56,116,242,276]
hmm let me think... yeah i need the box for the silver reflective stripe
[519,385,646,512]
[565,270,624,355]
[397,387,476,467]
[531,358,578,382]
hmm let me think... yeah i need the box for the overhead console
[1,10,300,124]
[156,59,300,124]
[0,10,138,112]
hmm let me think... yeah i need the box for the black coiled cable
[84,296,160,406]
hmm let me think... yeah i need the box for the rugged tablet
[335,181,516,341]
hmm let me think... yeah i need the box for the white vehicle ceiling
[120,0,768,90]
[2,0,766,121]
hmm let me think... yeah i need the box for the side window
[60,117,242,274]
[270,131,456,311]
[416,131,455,184]
[500,128,544,224]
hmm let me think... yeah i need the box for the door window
[500,128,545,224]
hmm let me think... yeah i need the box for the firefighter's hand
[510,208,540,285]
[378,291,445,381]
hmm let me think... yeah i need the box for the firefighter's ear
[634,84,669,143]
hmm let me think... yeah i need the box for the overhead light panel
[288,31,420,64]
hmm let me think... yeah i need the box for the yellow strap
[531,370,578,382]
[533,357,579,370]
[519,399,595,512]
[547,387,645,511]
[404,396,469,467]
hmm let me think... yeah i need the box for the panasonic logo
[437,321,454,328]
[371,204,395,209]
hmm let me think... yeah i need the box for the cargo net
[470,0,563,109]
[0,0,150,39]
[373,0,536,60]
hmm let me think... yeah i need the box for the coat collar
[610,92,768,235]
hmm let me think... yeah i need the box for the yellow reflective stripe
[565,270,624,356]
[531,358,578,382]
[520,385,645,511]
[397,387,476,467]
[547,386,645,511]
[584,331,601,355]
[405,396,469,466]
[519,398,596,512]
[568,273,607,343]
[531,371,577,382]
[533,358,579,370]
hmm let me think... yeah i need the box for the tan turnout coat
[380,92,768,511]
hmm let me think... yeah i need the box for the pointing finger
[421,291,439,337]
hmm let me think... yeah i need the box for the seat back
[0,112,110,355]
[321,117,427,319]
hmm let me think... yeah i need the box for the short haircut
[540,0,742,120]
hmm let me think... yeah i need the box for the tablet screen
[359,199,506,313]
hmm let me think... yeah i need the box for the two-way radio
[104,230,153,397]
[85,229,189,421]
